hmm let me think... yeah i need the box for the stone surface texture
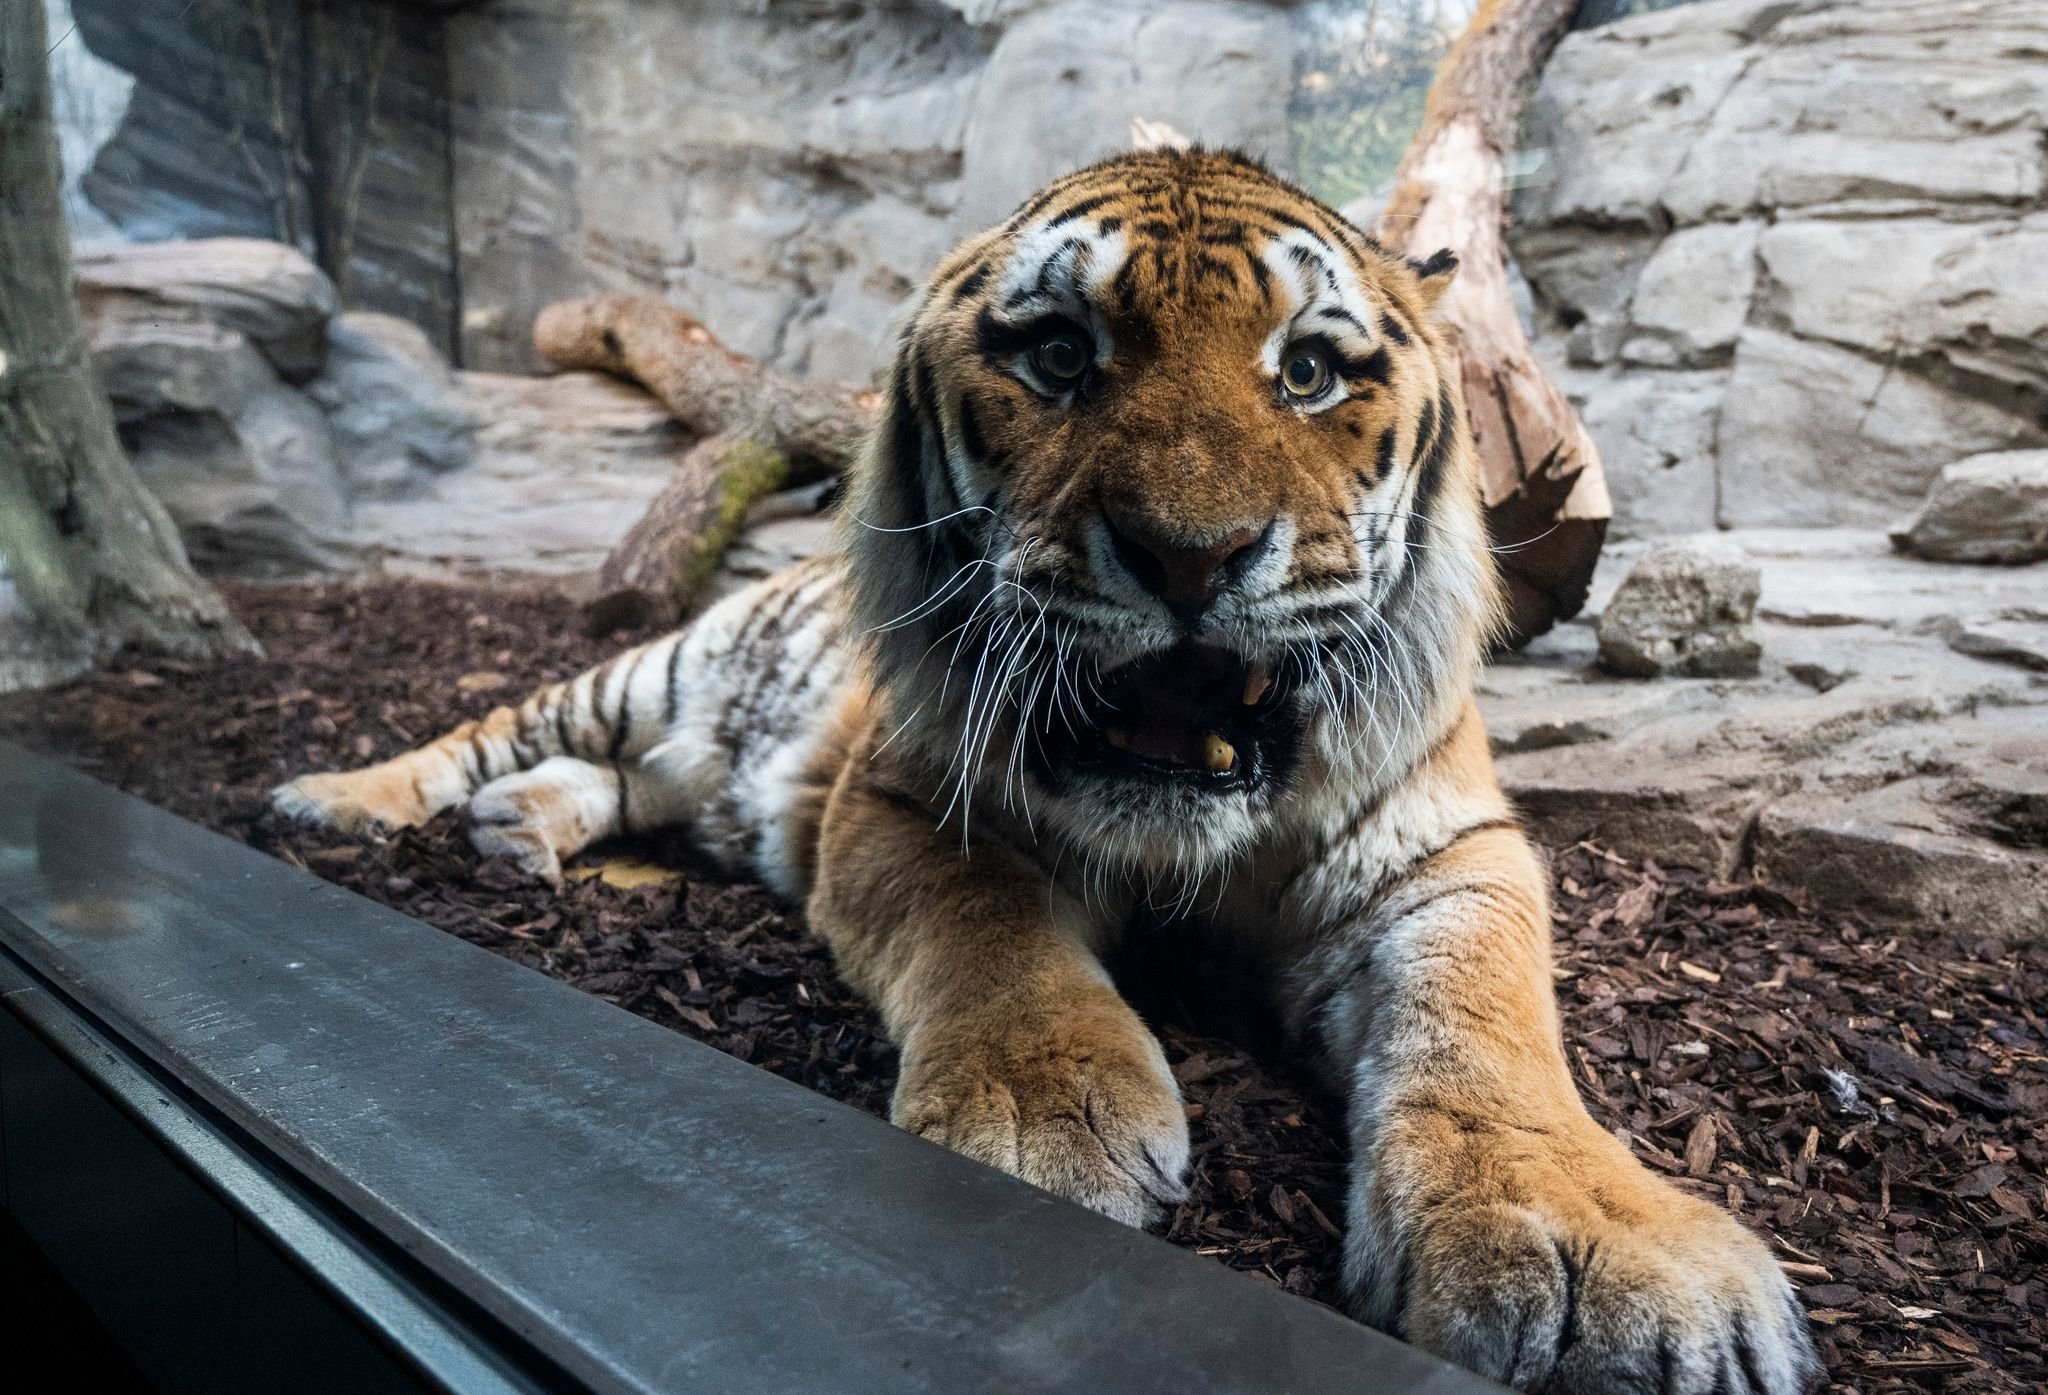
[77,238,338,382]
[1514,0,2048,537]
[1595,538,1761,678]
[445,0,1297,377]
[92,315,358,577]
[78,241,357,577]
[58,0,1297,379]
[74,239,678,584]
[1489,532,2048,941]
[1891,451,2048,565]
[355,371,696,586]
[307,313,479,501]
[69,0,459,353]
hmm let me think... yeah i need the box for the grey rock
[1716,328,2041,528]
[1621,221,1758,367]
[306,313,477,500]
[446,0,1291,378]
[447,0,982,376]
[1942,613,2048,673]
[1489,530,2048,939]
[1891,451,2048,565]
[1514,0,1758,230]
[77,238,336,382]
[66,0,1299,382]
[954,0,1295,232]
[1560,364,1725,537]
[1512,224,1660,343]
[1758,216,2048,399]
[1752,782,2048,945]
[90,318,357,577]
[70,0,461,353]
[1656,1,2048,224]
[353,372,693,585]
[1596,539,1762,678]
[1515,0,2048,536]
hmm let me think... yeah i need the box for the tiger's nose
[1103,506,1276,620]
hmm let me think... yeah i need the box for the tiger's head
[844,149,1499,874]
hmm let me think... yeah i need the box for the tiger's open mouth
[1050,642,1298,794]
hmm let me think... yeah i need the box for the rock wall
[70,0,462,355]
[59,0,1298,379]
[446,0,1296,376]
[1512,0,2048,537]
[43,0,131,244]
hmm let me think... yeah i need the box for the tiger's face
[846,150,1497,872]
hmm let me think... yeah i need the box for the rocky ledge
[1490,531,2046,940]
[78,238,695,584]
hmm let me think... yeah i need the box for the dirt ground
[4,580,2043,1394]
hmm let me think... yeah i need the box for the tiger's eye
[1032,333,1089,385]
[1281,346,1330,399]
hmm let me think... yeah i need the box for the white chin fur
[1040,776,1262,879]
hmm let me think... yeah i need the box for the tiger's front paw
[892,997,1190,1228]
[1352,1116,1820,1395]
[270,766,434,835]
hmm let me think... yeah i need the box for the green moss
[669,438,791,609]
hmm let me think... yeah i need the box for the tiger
[274,148,1819,1394]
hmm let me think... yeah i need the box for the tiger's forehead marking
[1257,225,1386,373]
[1262,227,1380,332]
[996,218,1131,318]
[989,181,1387,356]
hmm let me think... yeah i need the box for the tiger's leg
[808,749,1190,1227]
[466,756,692,885]
[1290,820,1819,1393]
[271,628,692,836]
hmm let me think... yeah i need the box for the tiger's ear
[1408,248,1459,309]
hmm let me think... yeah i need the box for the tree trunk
[533,296,879,480]
[1378,0,1610,648]
[582,435,792,635]
[0,2,252,692]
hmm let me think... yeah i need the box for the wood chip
[10,581,2046,1387]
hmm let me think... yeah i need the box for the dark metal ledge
[0,742,1493,1395]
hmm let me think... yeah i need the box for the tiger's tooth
[1242,664,1271,707]
[1202,732,1236,772]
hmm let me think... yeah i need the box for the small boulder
[1890,451,2048,565]
[1596,540,1762,679]
[91,317,357,576]
[76,238,336,382]
[306,313,478,500]
[1941,611,2048,673]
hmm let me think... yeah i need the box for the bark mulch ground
[4,580,2043,1394]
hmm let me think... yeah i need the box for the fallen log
[581,435,792,635]
[1377,0,1611,647]
[533,296,877,481]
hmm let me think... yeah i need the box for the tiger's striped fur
[276,150,1817,1394]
